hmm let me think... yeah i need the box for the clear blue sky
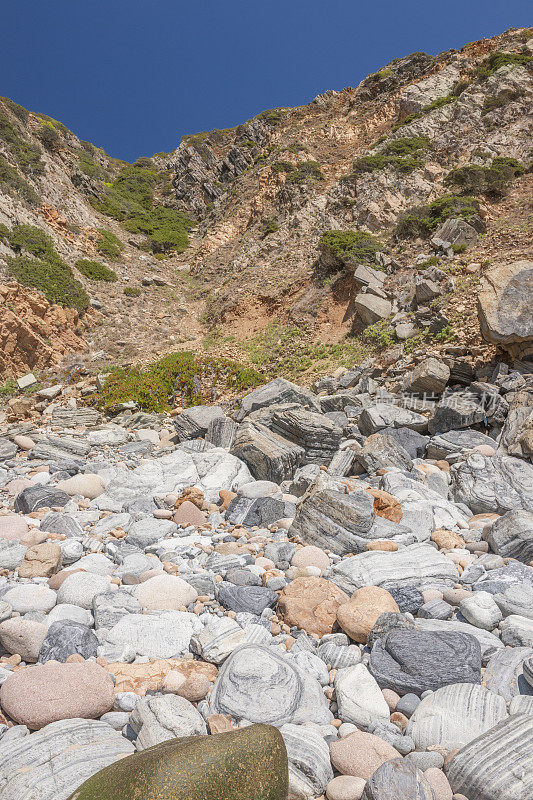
[2,1,530,161]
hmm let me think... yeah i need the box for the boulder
[353,294,392,326]
[277,576,349,637]
[18,542,62,578]
[129,694,207,750]
[477,260,533,360]
[66,724,288,800]
[402,357,450,395]
[361,758,435,800]
[231,421,304,483]
[234,377,320,422]
[484,509,533,562]
[336,586,399,643]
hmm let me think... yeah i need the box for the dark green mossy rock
[67,724,288,800]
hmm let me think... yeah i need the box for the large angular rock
[329,543,458,594]
[234,377,320,422]
[358,404,428,436]
[93,590,141,629]
[451,453,533,513]
[231,421,304,483]
[0,718,134,800]
[446,713,533,800]
[427,429,496,460]
[270,407,343,464]
[208,644,331,726]
[287,473,417,556]
[406,683,508,751]
[66,724,288,800]
[429,391,486,434]
[355,433,413,473]
[225,495,289,526]
[436,217,479,248]
[369,629,481,695]
[402,357,450,395]
[499,406,533,459]
[353,294,392,326]
[101,611,202,659]
[478,260,533,360]
[50,407,100,427]
[484,509,533,563]
[173,405,225,441]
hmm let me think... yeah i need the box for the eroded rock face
[478,260,533,360]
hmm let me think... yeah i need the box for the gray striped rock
[280,723,333,799]
[358,403,428,436]
[205,415,238,449]
[427,429,496,460]
[494,584,533,619]
[501,615,533,647]
[510,694,533,714]
[355,433,413,473]
[173,405,224,441]
[231,421,304,483]
[234,377,321,422]
[0,718,134,800]
[485,647,533,701]
[329,544,458,594]
[459,591,503,630]
[415,617,504,663]
[446,713,533,800]
[407,683,508,750]
[362,758,435,800]
[451,453,533,514]
[270,407,343,465]
[484,510,533,563]
[369,630,481,696]
[190,616,247,663]
[51,407,101,427]
[129,694,207,751]
[14,486,70,514]
[100,611,202,659]
[317,642,362,670]
[208,644,332,727]
[525,657,533,690]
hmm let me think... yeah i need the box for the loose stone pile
[0,360,532,800]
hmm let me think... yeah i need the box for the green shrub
[393,95,457,130]
[273,160,324,183]
[93,351,264,412]
[8,224,62,265]
[77,150,104,178]
[353,136,430,173]
[318,230,383,266]
[362,319,396,348]
[255,108,290,124]
[417,255,440,268]
[6,255,89,311]
[394,195,480,238]
[482,88,524,114]
[122,206,192,253]
[75,259,118,282]
[38,122,61,151]
[1,97,29,123]
[476,51,532,81]
[97,229,123,260]
[444,158,525,197]
[262,217,279,237]
[0,155,41,205]
[123,286,141,297]
[0,223,9,240]
[0,113,44,175]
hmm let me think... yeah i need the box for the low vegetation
[4,223,89,310]
[75,259,118,282]
[318,229,383,266]
[394,195,480,238]
[93,352,264,412]
[393,94,458,130]
[475,51,531,81]
[353,136,430,174]
[273,160,324,184]
[123,286,141,297]
[92,159,193,254]
[0,154,41,206]
[97,229,123,260]
[444,157,526,197]
[0,111,44,175]
[482,88,525,115]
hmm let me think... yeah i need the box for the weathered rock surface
[478,260,533,360]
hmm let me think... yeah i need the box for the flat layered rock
[446,713,533,800]
[329,544,458,594]
[234,377,320,422]
[0,718,134,800]
[358,404,428,436]
[50,407,101,427]
[407,683,508,750]
[231,421,304,483]
[415,617,504,663]
[270,407,343,464]
[355,434,413,473]
[427,429,497,460]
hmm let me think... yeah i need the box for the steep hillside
[0,26,531,387]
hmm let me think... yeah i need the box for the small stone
[329,730,400,780]
[56,474,105,499]
[277,576,349,637]
[326,775,366,800]
[337,586,399,644]
[134,574,198,610]
[18,542,62,578]
[173,500,207,527]
[0,618,47,662]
